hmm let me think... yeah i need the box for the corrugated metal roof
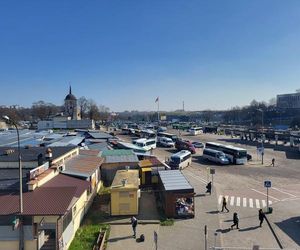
[0,146,76,162]
[101,149,134,157]
[87,132,113,139]
[158,170,194,192]
[63,155,103,177]
[0,187,76,215]
[47,136,84,147]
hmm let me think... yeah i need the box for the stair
[40,238,56,250]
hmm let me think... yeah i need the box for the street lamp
[257,109,264,165]
[2,115,24,250]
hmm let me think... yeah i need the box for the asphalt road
[119,129,300,248]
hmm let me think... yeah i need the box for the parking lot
[117,129,300,249]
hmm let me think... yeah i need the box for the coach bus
[169,150,192,169]
[205,142,247,164]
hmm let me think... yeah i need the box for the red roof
[0,174,90,215]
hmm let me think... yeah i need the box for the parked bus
[140,129,156,139]
[205,142,247,164]
[169,150,192,169]
[189,127,203,136]
[202,148,229,165]
[157,132,178,142]
[116,141,150,155]
[133,138,157,151]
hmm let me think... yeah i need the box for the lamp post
[257,109,264,165]
[2,116,24,250]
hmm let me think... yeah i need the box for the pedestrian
[206,181,212,195]
[259,209,265,227]
[131,216,138,238]
[221,196,229,212]
[271,158,275,167]
[230,212,239,230]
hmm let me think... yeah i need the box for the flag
[155,97,159,103]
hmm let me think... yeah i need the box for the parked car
[191,141,204,148]
[175,139,196,154]
[158,137,175,147]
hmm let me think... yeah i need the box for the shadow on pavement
[275,216,300,246]
[108,236,134,242]
[206,210,220,214]
[216,228,231,234]
[238,226,260,232]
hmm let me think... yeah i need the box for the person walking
[221,196,229,212]
[206,181,212,195]
[259,209,265,227]
[131,216,138,238]
[230,212,239,230]
[271,158,275,167]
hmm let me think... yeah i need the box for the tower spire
[69,85,72,94]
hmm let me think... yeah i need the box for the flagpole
[157,98,160,125]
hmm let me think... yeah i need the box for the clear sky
[0,0,300,112]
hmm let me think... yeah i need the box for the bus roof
[171,150,191,158]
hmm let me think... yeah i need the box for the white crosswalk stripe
[255,199,260,208]
[249,198,253,208]
[243,198,247,207]
[230,196,235,206]
[236,197,240,207]
[219,195,272,209]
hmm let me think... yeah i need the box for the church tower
[64,86,80,120]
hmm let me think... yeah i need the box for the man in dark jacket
[259,209,265,227]
[221,196,229,212]
[230,212,239,230]
[131,216,138,238]
[206,181,212,195]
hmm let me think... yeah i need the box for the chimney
[45,148,53,166]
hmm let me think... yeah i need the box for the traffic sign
[210,168,215,175]
[264,180,271,188]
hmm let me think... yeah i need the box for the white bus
[169,150,192,169]
[189,127,203,136]
[202,148,229,165]
[157,132,178,142]
[205,142,247,164]
[140,129,156,139]
[133,138,157,151]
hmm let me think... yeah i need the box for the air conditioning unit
[58,165,65,172]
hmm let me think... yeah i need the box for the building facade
[64,86,80,120]
[277,92,300,109]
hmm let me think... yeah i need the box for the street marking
[183,171,207,184]
[249,199,253,208]
[269,200,272,205]
[261,200,266,207]
[251,188,280,201]
[218,195,223,204]
[243,198,247,207]
[256,199,260,208]
[271,187,297,198]
[225,196,229,203]
[230,196,235,206]
[236,197,240,207]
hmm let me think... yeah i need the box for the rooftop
[102,150,139,164]
[158,170,194,192]
[111,170,139,189]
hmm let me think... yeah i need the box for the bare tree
[87,99,100,120]
[78,96,88,119]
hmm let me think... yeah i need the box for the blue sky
[0,0,300,111]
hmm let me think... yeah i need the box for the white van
[158,137,175,147]
[202,148,229,165]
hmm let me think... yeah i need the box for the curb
[107,221,160,225]
[265,214,283,249]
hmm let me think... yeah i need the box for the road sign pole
[267,187,269,212]
[204,225,207,250]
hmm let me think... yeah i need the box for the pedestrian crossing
[218,195,272,209]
